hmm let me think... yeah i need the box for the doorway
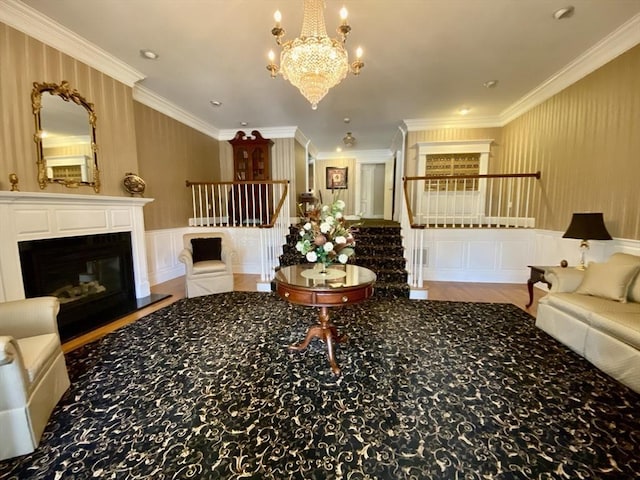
[358,160,394,219]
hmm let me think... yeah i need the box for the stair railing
[401,172,541,288]
[403,172,541,228]
[186,180,290,281]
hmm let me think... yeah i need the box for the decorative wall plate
[123,173,146,196]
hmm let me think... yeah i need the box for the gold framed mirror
[31,81,100,192]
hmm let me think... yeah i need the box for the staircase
[278,221,410,299]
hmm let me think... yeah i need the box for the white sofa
[0,297,71,460]
[536,253,640,394]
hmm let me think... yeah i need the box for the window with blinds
[425,153,481,191]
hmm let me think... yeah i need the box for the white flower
[335,236,346,245]
[306,251,317,262]
[320,222,331,234]
[303,222,312,231]
[336,200,345,209]
[299,230,305,237]
[322,205,329,212]
[335,212,343,219]
[325,216,335,225]
[324,242,334,252]
[338,253,349,264]
[295,241,304,252]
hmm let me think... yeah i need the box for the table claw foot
[288,325,323,352]
[325,336,341,375]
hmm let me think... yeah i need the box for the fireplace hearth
[18,232,162,341]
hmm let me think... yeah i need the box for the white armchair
[0,296,70,460]
[178,232,235,298]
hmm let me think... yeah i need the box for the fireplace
[0,192,160,338]
[19,232,138,341]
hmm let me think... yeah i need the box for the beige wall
[406,127,504,178]
[406,44,640,240]
[219,135,305,215]
[315,157,357,215]
[294,140,307,213]
[501,44,640,240]
[0,23,138,195]
[133,102,220,230]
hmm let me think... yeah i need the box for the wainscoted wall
[133,102,220,231]
[0,23,139,196]
[418,228,535,283]
[501,44,640,240]
[145,227,267,287]
[144,225,640,289]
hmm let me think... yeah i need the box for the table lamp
[562,212,612,269]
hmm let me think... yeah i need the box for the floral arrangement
[295,198,356,267]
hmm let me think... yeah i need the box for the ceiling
[14,0,640,154]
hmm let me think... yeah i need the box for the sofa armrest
[546,267,585,293]
[0,336,29,409]
[220,246,236,274]
[178,248,194,274]
[0,297,60,339]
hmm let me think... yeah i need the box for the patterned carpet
[1,292,639,479]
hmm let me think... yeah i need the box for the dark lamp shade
[562,213,612,241]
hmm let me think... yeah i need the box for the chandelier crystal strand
[268,0,363,109]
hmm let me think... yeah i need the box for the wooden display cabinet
[229,130,273,181]
[227,130,274,226]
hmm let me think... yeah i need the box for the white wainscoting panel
[421,228,535,283]
[144,226,640,289]
[532,229,622,266]
[467,241,496,270]
[145,227,270,287]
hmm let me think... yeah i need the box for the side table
[526,265,554,308]
[274,264,376,375]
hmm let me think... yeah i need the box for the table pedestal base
[289,306,347,375]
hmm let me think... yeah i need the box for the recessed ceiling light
[483,80,498,89]
[458,107,471,116]
[336,147,343,153]
[210,100,222,107]
[139,49,159,60]
[343,117,351,123]
[553,6,575,20]
[240,121,248,127]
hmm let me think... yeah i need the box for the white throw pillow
[607,253,640,303]
[575,261,640,303]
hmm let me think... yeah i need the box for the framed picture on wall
[326,167,348,189]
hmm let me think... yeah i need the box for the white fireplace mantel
[0,191,153,303]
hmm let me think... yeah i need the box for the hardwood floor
[61,274,546,353]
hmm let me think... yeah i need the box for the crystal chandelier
[267,0,364,110]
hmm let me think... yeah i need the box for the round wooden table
[274,264,376,375]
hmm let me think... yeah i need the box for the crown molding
[133,85,219,138]
[405,13,640,131]
[218,126,299,141]
[500,13,640,125]
[403,116,502,132]
[316,149,393,161]
[0,0,145,87]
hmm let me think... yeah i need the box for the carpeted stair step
[352,231,403,246]
[278,221,410,298]
[354,244,404,257]
[353,255,407,271]
[368,268,408,283]
[372,281,411,299]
